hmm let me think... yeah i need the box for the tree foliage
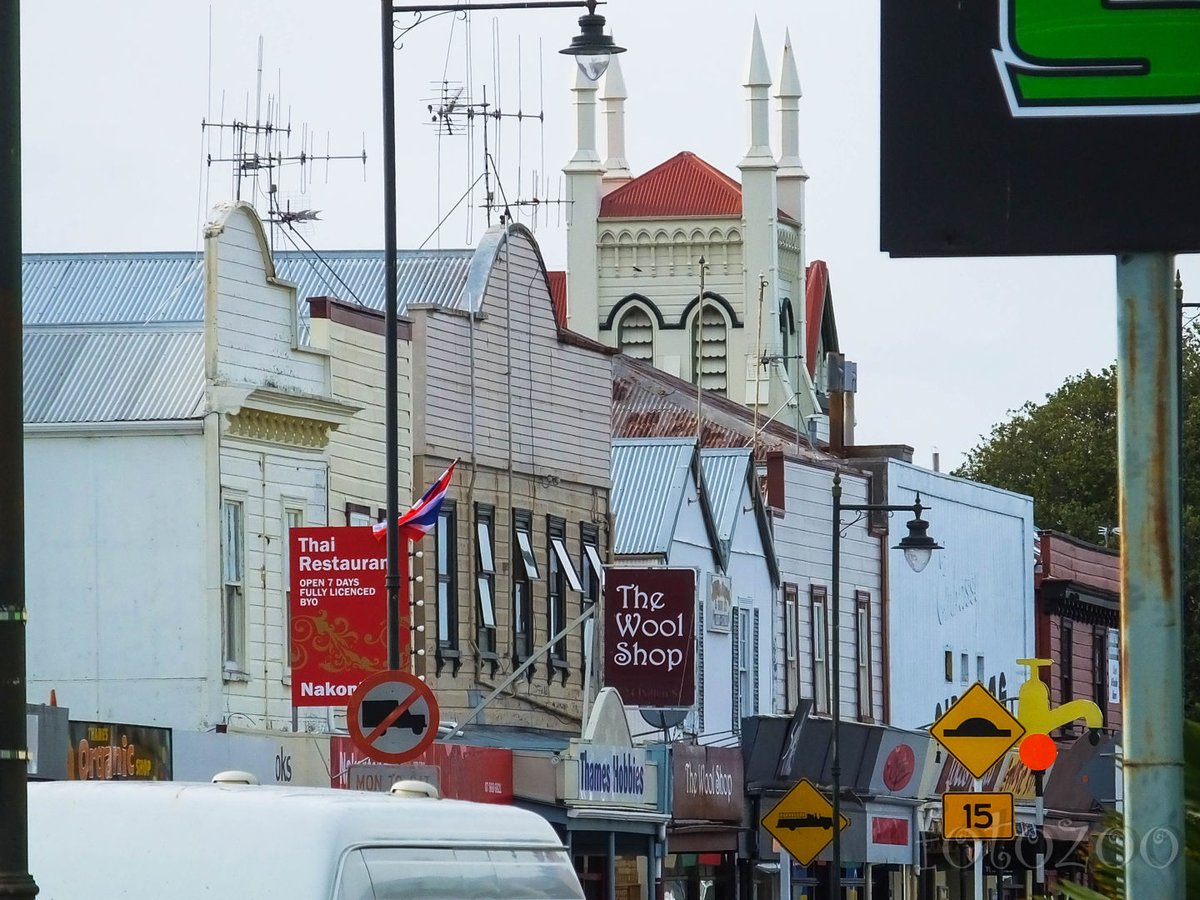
[954,321,1200,715]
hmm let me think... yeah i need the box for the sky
[19,1,1200,473]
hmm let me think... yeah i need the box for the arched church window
[690,303,728,395]
[617,306,654,362]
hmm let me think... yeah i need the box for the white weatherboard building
[608,438,778,743]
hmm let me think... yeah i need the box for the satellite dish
[639,708,689,730]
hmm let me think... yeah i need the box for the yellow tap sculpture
[1016,658,1104,744]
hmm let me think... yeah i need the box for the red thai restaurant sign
[290,526,398,707]
[603,567,696,707]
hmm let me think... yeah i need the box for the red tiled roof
[599,151,799,223]
[600,152,743,219]
[546,270,567,327]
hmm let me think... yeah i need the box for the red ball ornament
[1019,732,1058,771]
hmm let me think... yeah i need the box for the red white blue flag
[372,459,458,541]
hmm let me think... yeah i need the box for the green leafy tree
[954,321,1200,716]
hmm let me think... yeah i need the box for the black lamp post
[379,1,622,670]
[828,471,941,898]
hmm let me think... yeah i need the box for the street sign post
[930,682,1026,780]
[347,670,439,764]
[942,791,1015,841]
[761,778,850,867]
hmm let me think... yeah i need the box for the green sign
[996,0,1200,115]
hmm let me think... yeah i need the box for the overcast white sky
[20,1,1199,472]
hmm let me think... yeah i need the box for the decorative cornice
[225,407,335,449]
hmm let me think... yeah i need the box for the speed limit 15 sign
[941,792,1015,841]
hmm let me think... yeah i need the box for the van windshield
[336,846,585,900]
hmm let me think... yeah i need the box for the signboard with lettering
[572,744,648,804]
[671,743,743,822]
[603,567,696,707]
[289,526,393,707]
[67,720,172,781]
[880,0,1200,256]
[329,736,514,803]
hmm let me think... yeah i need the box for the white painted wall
[25,430,213,727]
[885,460,1035,731]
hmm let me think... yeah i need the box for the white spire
[601,52,632,192]
[776,28,808,219]
[741,18,773,165]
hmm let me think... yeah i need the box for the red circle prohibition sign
[347,670,440,764]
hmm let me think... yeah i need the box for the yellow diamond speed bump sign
[762,778,850,866]
[931,682,1025,780]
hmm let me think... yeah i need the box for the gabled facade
[408,222,616,733]
[565,24,834,440]
[608,438,778,741]
[24,202,369,732]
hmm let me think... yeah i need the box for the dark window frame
[1061,618,1075,705]
[546,515,569,681]
[579,522,601,679]
[475,503,498,676]
[435,500,460,675]
[512,508,535,674]
[783,583,800,713]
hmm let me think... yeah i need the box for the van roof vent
[212,770,261,785]
[389,780,439,799]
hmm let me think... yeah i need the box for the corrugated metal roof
[700,448,750,544]
[610,438,696,556]
[612,354,833,464]
[21,248,475,327]
[24,328,205,423]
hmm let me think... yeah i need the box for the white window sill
[223,668,251,683]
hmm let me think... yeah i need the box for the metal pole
[1034,770,1045,893]
[1115,252,1186,899]
[831,473,843,900]
[972,777,983,899]
[381,0,403,671]
[0,3,35,895]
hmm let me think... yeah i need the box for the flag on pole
[372,459,458,541]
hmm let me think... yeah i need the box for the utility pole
[0,3,37,897]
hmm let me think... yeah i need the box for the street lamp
[379,1,622,670]
[829,471,941,898]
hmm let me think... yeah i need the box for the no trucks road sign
[347,670,440,764]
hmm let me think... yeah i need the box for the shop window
[475,504,497,673]
[811,585,829,714]
[221,497,246,678]
[855,592,871,720]
[784,584,800,712]
[512,509,537,669]
[435,501,460,675]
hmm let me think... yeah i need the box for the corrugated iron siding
[24,329,204,423]
[700,448,749,542]
[23,253,206,325]
[610,438,695,556]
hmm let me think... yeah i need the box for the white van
[28,779,586,899]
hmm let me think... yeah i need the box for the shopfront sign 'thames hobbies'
[602,567,696,707]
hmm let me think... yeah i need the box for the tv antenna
[202,36,367,249]
[421,23,569,245]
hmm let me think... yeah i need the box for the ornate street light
[558,0,625,81]
[829,472,941,898]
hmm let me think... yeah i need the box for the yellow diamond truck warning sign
[762,778,850,866]
[931,682,1026,780]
